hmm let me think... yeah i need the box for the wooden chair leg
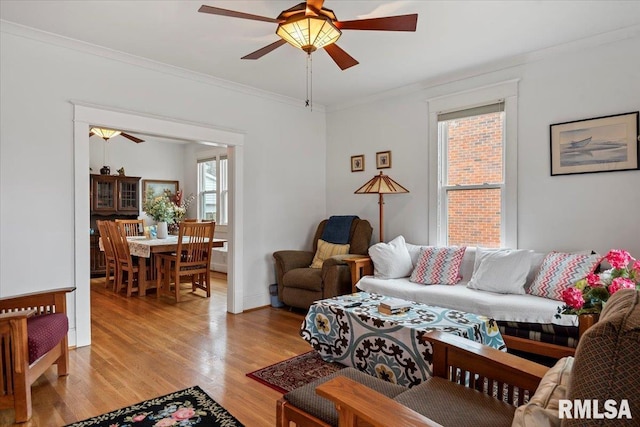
[13,378,31,423]
[57,335,70,376]
[104,263,112,289]
[113,267,119,292]
[156,259,163,299]
[126,268,134,297]
[174,272,181,303]
[114,265,119,292]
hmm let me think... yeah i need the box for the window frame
[427,80,519,248]
[197,154,228,230]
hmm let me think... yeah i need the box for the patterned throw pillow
[309,239,350,269]
[527,252,601,300]
[409,246,467,285]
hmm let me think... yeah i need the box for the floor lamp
[354,171,409,242]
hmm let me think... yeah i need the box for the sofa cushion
[525,251,547,290]
[368,235,413,279]
[468,248,532,295]
[409,246,467,285]
[563,289,640,427]
[284,367,406,426]
[512,357,573,427]
[310,239,350,269]
[527,252,600,300]
[27,312,69,365]
[395,376,515,427]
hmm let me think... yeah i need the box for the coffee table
[301,292,506,387]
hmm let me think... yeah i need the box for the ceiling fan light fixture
[90,127,122,140]
[276,15,341,53]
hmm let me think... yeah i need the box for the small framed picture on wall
[351,155,364,172]
[376,151,391,169]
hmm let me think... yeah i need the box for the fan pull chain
[305,53,313,111]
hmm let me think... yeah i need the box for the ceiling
[2,1,639,107]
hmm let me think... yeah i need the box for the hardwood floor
[1,273,310,426]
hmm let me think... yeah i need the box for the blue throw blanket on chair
[321,215,359,244]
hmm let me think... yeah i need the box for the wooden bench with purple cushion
[0,287,74,423]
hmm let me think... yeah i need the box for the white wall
[326,34,640,257]
[0,27,327,333]
[89,136,186,191]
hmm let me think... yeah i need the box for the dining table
[100,235,227,296]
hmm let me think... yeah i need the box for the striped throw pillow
[527,252,601,300]
[409,246,467,285]
[309,239,350,269]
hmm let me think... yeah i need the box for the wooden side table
[578,313,599,338]
[344,257,373,292]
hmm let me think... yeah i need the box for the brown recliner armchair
[274,218,372,310]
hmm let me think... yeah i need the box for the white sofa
[352,243,592,358]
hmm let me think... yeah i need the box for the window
[428,80,518,248]
[438,103,504,247]
[197,155,228,225]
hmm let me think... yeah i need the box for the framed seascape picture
[142,179,179,200]
[351,155,364,172]
[550,111,639,176]
[376,151,391,169]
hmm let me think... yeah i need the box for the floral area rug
[65,386,243,427]
[246,350,345,394]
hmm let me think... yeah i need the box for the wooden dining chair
[156,221,215,302]
[96,220,118,291]
[107,221,140,297]
[115,218,145,236]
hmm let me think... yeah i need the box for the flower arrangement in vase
[168,190,195,234]
[556,249,640,317]
[143,190,176,224]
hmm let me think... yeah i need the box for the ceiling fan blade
[324,44,359,70]
[121,132,145,143]
[242,39,287,60]
[198,5,280,23]
[335,14,418,31]
[89,131,95,137]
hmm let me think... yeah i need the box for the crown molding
[327,24,640,113]
[0,19,326,112]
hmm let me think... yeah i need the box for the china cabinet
[90,174,141,215]
[90,174,141,276]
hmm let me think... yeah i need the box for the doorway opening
[73,102,245,347]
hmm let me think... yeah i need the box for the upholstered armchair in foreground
[274,218,372,309]
[277,288,640,426]
[0,287,74,423]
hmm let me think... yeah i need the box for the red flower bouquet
[557,249,640,317]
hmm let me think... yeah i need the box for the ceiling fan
[198,1,418,70]
[89,127,145,143]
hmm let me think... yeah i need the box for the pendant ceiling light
[89,127,145,143]
[90,127,122,141]
[276,15,341,53]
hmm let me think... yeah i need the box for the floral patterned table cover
[301,292,506,387]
